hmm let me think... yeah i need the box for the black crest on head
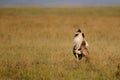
[77,29,81,32]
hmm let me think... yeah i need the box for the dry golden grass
[0,7,120,80]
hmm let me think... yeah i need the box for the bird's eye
[82,33,85,38]
[74,34,78,37]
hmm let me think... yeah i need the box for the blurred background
[0,0,120,6]
[0,0,120,80]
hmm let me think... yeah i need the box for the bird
[73,29,89,60]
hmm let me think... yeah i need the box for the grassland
[0,6,120,80]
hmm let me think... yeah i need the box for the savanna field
[0,6,120,80]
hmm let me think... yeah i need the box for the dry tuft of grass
[0,6,120,80]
